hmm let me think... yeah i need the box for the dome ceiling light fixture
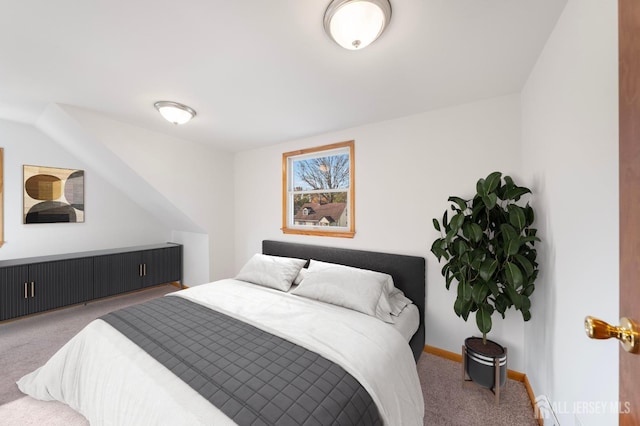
[323,0,392,50]
[154,101,196,125]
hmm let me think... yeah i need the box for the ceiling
[0,0,567,152]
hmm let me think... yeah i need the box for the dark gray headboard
[262,240,425,362]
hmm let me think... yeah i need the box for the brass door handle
[585,316,639,353]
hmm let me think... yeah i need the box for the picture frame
[23,165,85,224]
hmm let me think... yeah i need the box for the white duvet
[18,279,424,425]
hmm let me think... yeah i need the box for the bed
[17,240,426,425]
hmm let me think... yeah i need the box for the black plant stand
[462,343,507,403]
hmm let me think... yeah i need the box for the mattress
[18,279,424,425]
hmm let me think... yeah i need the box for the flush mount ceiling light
[154,101,196,125]
[323,0,392,50]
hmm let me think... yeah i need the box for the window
[282,140,355,238]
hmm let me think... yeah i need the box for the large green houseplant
[431,172,540,344]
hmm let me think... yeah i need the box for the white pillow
[389,287,413,316]
[293,267,307,285]
[308,260,397,323]
[292,260,394,323]
[235,254,306,291]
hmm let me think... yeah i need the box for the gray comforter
[102,296,382,426]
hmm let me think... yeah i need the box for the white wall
[0,119,172,260]
[235,94,530,371]
[521,1,619,425]
[59,106,237,284]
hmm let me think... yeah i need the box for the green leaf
[472,282,490,304]
[476,305,493,335]
[521,236,541,245]
[468,223,483,243]
[445,228,457,245]
[514,254,534,278]
[450,212,465,232]
[504,236,521,256]
[504,262,524,289]
[462,223,472,241]
[454,297,473,321]
[463,223,483,244]
[521,296,531,311]
[442,210,449,230]
[448,196,468,212]
[525,204,535,226]
[495,294,510,316]
[505,285,522,309]
[453,239,470,257]
[458,280,472,301]
[453,297,463,316]
[482,193,498,209]
[508,205,526,230]
[522,284,535,297]
[470,250,484,270]
[479,258,499,282]
[430,238,448,262]
[476,178,487,197]
[442,265,455,290]
[485,280,500,297]
[484,172,502,193]
[504,175,515,189]
[505,186,531,201]
[445,272,455,290]
[521,309,532,321]
[433,218,441,232]
[500,223,518,241]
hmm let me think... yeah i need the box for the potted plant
[430,171,540,393]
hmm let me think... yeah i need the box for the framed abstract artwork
[23,165,85,224]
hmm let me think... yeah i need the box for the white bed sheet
[18,279,424,425]
[391,303,420,342]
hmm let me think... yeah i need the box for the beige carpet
[0,396,88,426]
[419,353,537,425]
[0,284,537,425]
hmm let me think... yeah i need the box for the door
[619,0,640,423]
[93,252,143,298]
[0,265,29,321]
[28,259,94,314]
[141,246,182,288]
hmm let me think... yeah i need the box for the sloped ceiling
[0,0,567,152]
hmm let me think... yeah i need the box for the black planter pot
[463,337,507,394]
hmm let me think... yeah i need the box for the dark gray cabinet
[29,258,94,313]
[0,265,29,320]
[0,243,182,322]
[93,246,182,298]
[142,247,182,288]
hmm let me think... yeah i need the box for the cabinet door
[0,265,29,321]
[141,246,182,288]
[94,252,142,299]
[28,259,94,315]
